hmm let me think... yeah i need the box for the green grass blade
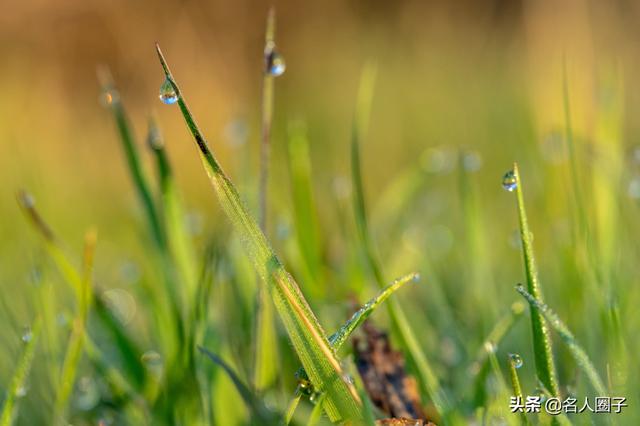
[0,318,41,426]
[511,163,559,397]
[328,272,420,349]
[506,354,530,426]
[254,7,280,392]
[147,117,198,306]
[287,121,323,296]
[98,68,165,248]
[53,230,97,422]
[516,285,607,396]
[155,43,362,422]
[350,63,447,416]
[197,346,279,424]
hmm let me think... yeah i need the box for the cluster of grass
[2,10,638,426]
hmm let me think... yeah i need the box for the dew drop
[141,350,163,377]
[21,327,33,344]
[509,353,523,369]
[484,341,496,354]
[502,170,517,192]
[264,43,286,77]
[158,78,178,105]
[74,376,100,411]
[628,176,640,199]
[15,386,27,398]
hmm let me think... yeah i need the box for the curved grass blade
[287,272,420,422]
[0,318,41,426]
[516,285,607,396]
[197,346,280,425]
[155,44,362,422]
[350,63,447,416]
[98,68,165,248]
[511,163,559,397]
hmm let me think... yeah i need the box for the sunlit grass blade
[506,354,530,426]
[350,63,447,416]
[197,346,280,425]
[53,230,97,422]
[254,7,280,392]
[98,68,165,248]
[0,318,41,426]
[515,285,607,396]
[155,43,362,422]
[510,163,559,397]
[287,272,420,420]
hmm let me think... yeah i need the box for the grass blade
[515,285,607,396]
[0,318,41,426]
[254,7,281,392]
[197,346,279,424]
[155,43,362,422]
[53,230,97,421]
[350,63,447,415]
[98,68,165,248]
[510,163,559,397]
[506,354,530,426]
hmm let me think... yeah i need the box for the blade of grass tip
[97,67,165,248]
[54,230,97,422]
[197,346,279,424]
[350,63,446,415]
[0,317,41,426]
[515,285,607,396]
[155,44,362,422]
[511,163,559,397]
[17,191,147,390]
[507,354,531,426]
[255,6,281,393]
[287,272,420,420]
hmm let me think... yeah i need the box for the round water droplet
[74,376,100,411]
[159,78,178,105]
[141,350,163,377]
[99,90,119,107]
[22,327,33,343]
[509,353,523,369]
[15,386,28,398]
[264,43,286,77]
[628,176,640,199]
[103,288,137,325]
[484,341,496,354]
[502,170,517,192]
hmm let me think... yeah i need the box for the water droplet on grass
[159,78,178,105]
[74,376,100,411]
[15,386,27,398]
[264,43,286,76]
[502,170,517,192]
[22,327,32,343]
[628,176,640,199]
[509,353,523,369]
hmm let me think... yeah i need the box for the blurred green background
[1,0,639,424]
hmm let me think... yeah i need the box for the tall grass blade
[515,285,607,396]
[511,163,559,397]
[0,318,41,426]
[53,230,97,422]
[155,43,362,422]
[350,63,447,415]
[98,68,165,248]
[197,346,280,424]
[254,6,280,392]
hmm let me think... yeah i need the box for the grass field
[1,1,639,425]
